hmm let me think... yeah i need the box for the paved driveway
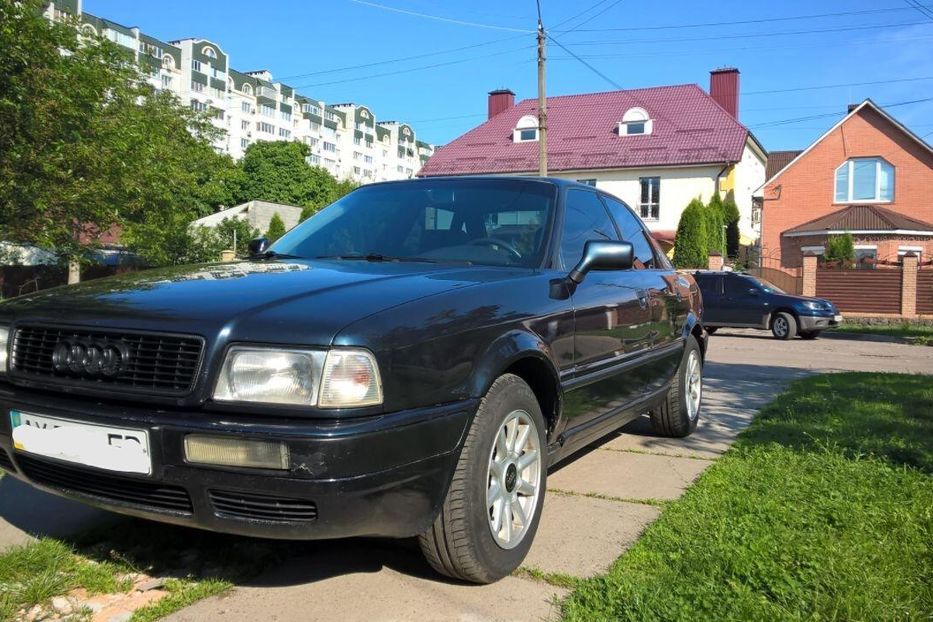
[2,330,931,621]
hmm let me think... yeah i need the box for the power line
[550,0,617,29]
[275,34,524,81]
[561,0,627,33]
[749,97,933,128]
[345,0,532,33]
[546,33,622,90]
[746,75,933,95]
[565,20,932,46]
[289,43,534,89]
[904,0,933,20]
[551,4,933,32]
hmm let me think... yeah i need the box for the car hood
[771,292,835,310]
[0,259,519,345]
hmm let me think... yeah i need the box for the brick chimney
[847,103,859,113]
[488,89,515,119]
[710,68,739,119]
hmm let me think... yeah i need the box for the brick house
[758,99,933,271]
[419,68,767,253]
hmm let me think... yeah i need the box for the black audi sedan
[694,270,842,339]
[0,177,705,583]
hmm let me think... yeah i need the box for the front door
[721,274,767,325]
[558,189,654,432]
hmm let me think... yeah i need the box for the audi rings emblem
[51,338,129,377]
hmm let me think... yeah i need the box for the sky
[82,0,933,151]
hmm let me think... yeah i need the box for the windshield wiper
[314,253,440,264]
[255,250,305,260]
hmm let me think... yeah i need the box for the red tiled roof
[784,204,933,235]
[765,150,802,181]
[420,84,750,176]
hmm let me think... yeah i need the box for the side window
[601,195,657,269]
[724,275,753,295]
[559,190,616,269]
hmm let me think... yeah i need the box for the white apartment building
[45,0,435,183]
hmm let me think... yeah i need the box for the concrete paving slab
[547,450,710,502]
[0,475,118,551]
[523,492,660,578]
[164,539,566,622]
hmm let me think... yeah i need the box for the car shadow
[0,357,816,591]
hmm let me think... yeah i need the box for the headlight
[0,326,8,373]
[802,301,825,311]
[213,346,382,408]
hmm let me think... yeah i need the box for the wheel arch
[471,330,562,436]
[770,307,800,327]
[681,311,707,357]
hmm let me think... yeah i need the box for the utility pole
[536,0,547,176]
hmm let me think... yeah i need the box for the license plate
[10,411,151,475]
[834,315,843,323]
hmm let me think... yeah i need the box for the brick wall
[762,105,933,270]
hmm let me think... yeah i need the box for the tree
[266,212,286,242]
[0,0,230,281]
[239,141,335,208]
[673,198,709,268]
[722,193,741,258]
[704,192,726,257]
[825,233,855,266]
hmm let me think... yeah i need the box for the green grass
[561,372,933,621]
[832,322,933,345]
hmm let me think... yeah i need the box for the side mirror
[568,240,634,284]
[247,237,269,258]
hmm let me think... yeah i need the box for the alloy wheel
[485,409,542,550]
[685,350,702,421]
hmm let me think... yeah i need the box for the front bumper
[798,313,842,331]
[0,384,475,540]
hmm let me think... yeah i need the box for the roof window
[619,107,652,136]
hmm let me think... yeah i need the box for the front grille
[18,455,193,514]
[11,325,204,395]
[209,489,318,523]
[0,449,14,472]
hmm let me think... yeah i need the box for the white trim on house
[801,245,825,254]
[899,245,923,252]
[784,229,933,238]
[756,99,933,194]
[854,244,878,250]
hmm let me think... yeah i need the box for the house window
[513,115,539,143]
[160,75,172,89]
[190,100,207,113]
[639,177,660,220]
[203,46,217,59]
[854,245,877,269]
[801,245,825,257]
[257,122,274,134]
[241,101,251,113]
[364,155,374,165]
[240,138,249,149]
[899,246,923,264]
[323,141,336,152]
[835,158,894,202]
[260,104,275,118]
[240,120,249,130]
[279,128,291,138]
[242,83,252,95]
[353,136,361,145]
[620,107,653,136]
[191,80,204,93]
[161,55,174,70]
[576,179,597,187]
[191,59,202,73]
[281,110,291,122]
[308,153,321,165]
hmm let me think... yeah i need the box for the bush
[266,212,286,243]
[825,233,855,266]
[704,192,726,257]
[722,194,741,258]
[673,198,708,268]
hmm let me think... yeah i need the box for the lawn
[561,372,933,621]
[832,322,933,345]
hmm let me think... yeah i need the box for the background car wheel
[418,374,546,584]
[771,312,797,340]
[649,335,702,438]
[799,330,821,340]
[706,327,718,335]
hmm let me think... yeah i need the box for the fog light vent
[184,435,289,470]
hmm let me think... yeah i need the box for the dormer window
[513,115,539,143]
[203,46,217,59]
[619,107,652,136]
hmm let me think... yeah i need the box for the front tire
[419,374,546,584]
[649,335,703,438]
[771,312,798,340]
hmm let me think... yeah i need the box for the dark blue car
[694,271,842,340]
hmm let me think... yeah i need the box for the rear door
[560,189,652,431]
[721,274,767,325]
[695,274,726,324]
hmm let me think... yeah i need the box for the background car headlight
[0,326,8,373]
[214,347,326,405]
[802,301,825,311]
[318,349,382,408]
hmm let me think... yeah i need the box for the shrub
[673,198,709,268]
[266,212,286,243]
[704,193,726,257]
[825,233,855,266]
[722,194,741,258]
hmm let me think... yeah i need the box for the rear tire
[771,312,797,340]
[649,335,702,438]
[419,374,547,584]
[800,330,820,340]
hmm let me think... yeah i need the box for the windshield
[270,178,556,268]
[749,275,785,294]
